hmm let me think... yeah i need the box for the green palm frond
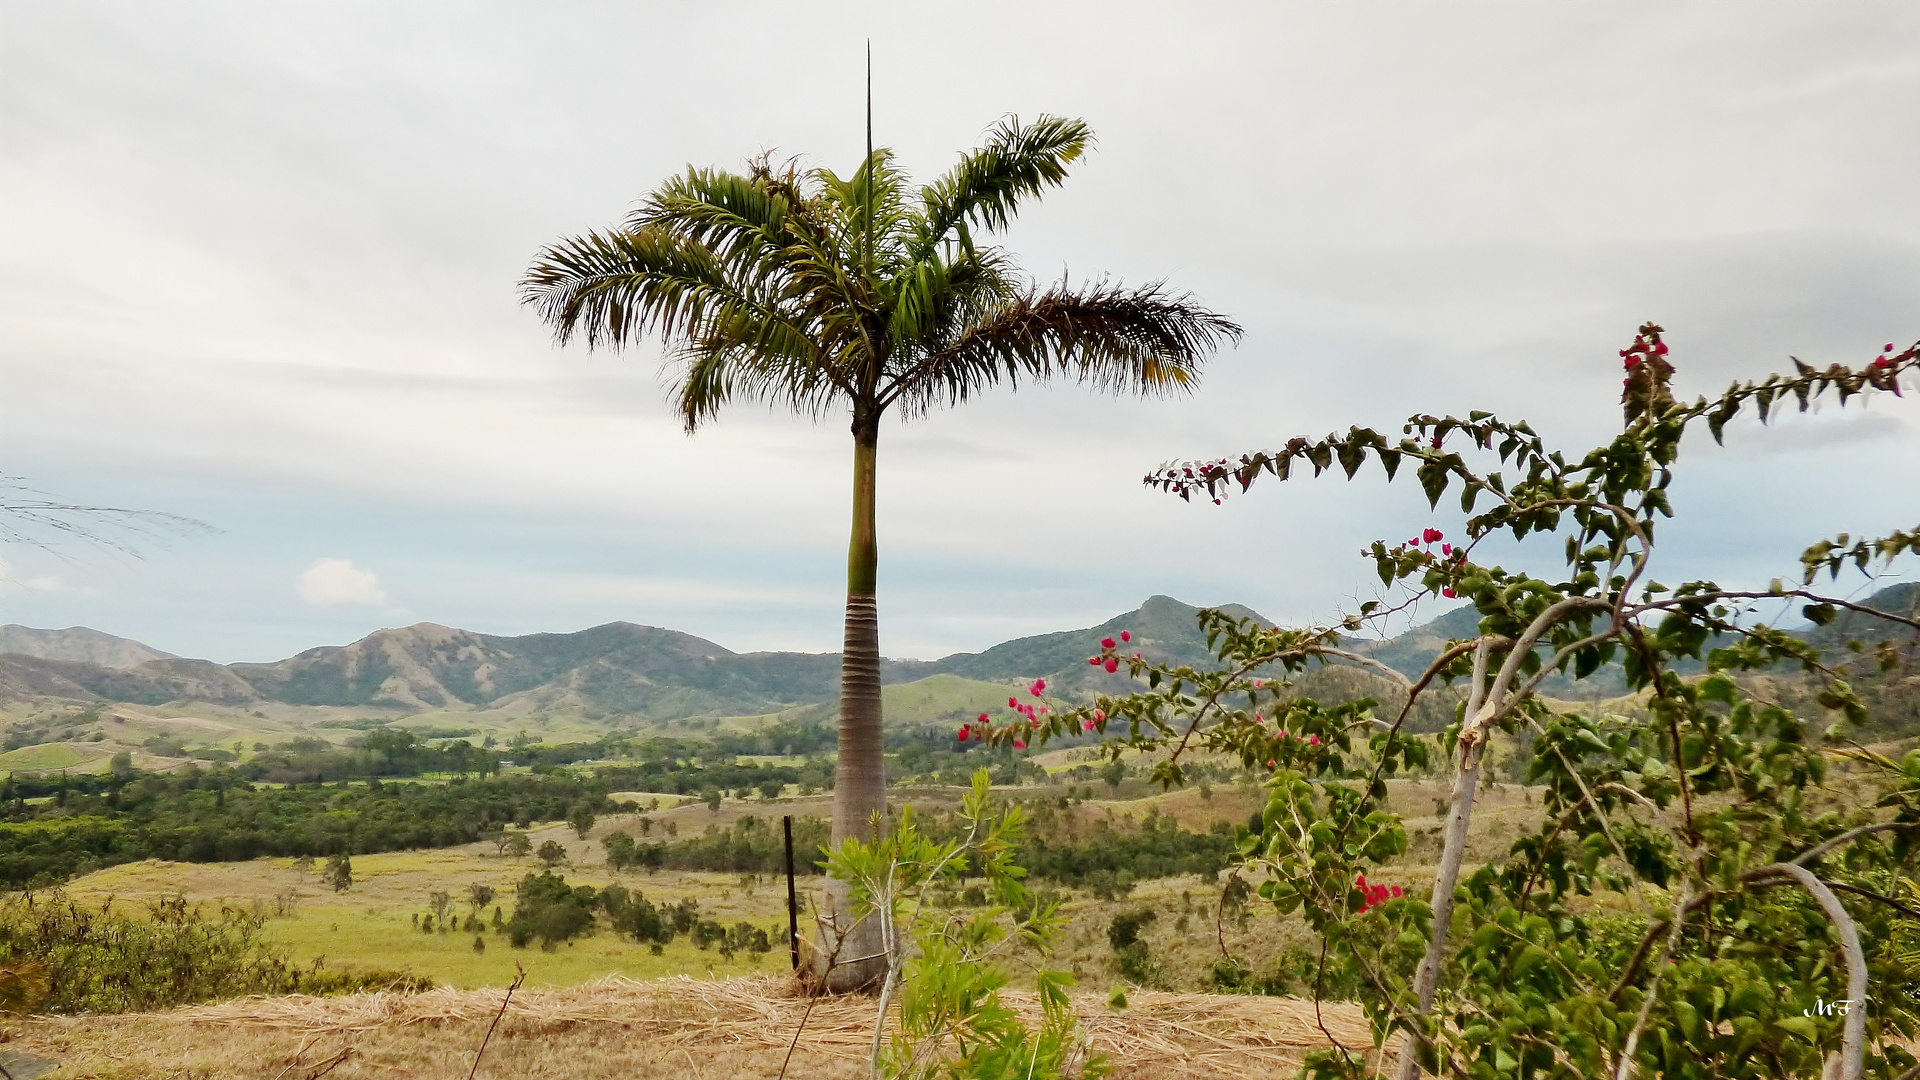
[522,226,808,354]
[914,115,1091,255]
[880,281,1243,417]
[523,115,1235,434]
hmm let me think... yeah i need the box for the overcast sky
[1,3,1916,664]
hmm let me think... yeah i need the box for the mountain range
[1,583,1912,724]
[0,596,1270,721]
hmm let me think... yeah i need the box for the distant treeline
[0,732,1236,891]
[0,749,834,888]
[0,770,617,888]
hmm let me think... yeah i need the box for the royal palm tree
[522,115,1239,985]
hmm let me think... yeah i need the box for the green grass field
[65,843,801,991]
[0,742,108,771]
[882,674,1019,723]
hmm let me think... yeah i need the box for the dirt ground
[0,975,1384,1080]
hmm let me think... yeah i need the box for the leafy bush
[1106,908,1161,987]
[505,870,596,950]
[598,883,678,945]
[0,890,427,1012]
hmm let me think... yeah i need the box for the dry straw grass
[3,974,1384,1079]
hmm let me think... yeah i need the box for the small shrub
[322,853,352,892]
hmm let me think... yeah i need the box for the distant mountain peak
[0,625,178,671]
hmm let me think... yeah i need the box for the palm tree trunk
[823,419,887,991]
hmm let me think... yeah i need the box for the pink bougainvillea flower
[1307,735,1319,746]
[1088,656,1101,665]
[1441,544,1452,556]
[1131,652,1142,660]
[1008,697,1019,709]
[1886,344,1896,352]
[1104,658,1119,673]
[1390,885,1403,898]
[1092,709,1106,723]
[978,713,989,723]
[1252,678,1266,688]
[1101,637,1116,649]
[1012,738,1026,750]
[1441,587,1457,599]
[1654,342,1669,355]
[1029,679,1046,696]
[1083,718,1097,732]
[1120,631,1131,642]
[1873,357,1890,368]
[957,728,968,741]
[1266,759,1276,768]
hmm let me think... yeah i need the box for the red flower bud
[1441,587,1456,599]
[1101,637,1116,649]
[1104,658,1119,673]
[957,728,969,741]
[1885,344,1896,352]
[1092,709,1106,723]
[1653,342,1668,355]
[978,713,989,723]
[1088,656,1101,665]
[1012,739,1026,750]
[1120,631,1131,642]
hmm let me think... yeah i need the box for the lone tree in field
[522,115,1239,986]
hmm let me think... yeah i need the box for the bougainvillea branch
[1018,324,1920,1080]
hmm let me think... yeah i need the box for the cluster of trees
[586,756,833,801]
[182,729,504,785]
[1008,805,1236,892]
[499,870,776,960]
[887,726,1050,787]
[0,768,618,888]
[629,814,832,875]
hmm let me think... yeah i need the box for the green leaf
[1774,1016,1819,1043]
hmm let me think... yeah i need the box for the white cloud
[0,558,63,595]
[295,558,388,607]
